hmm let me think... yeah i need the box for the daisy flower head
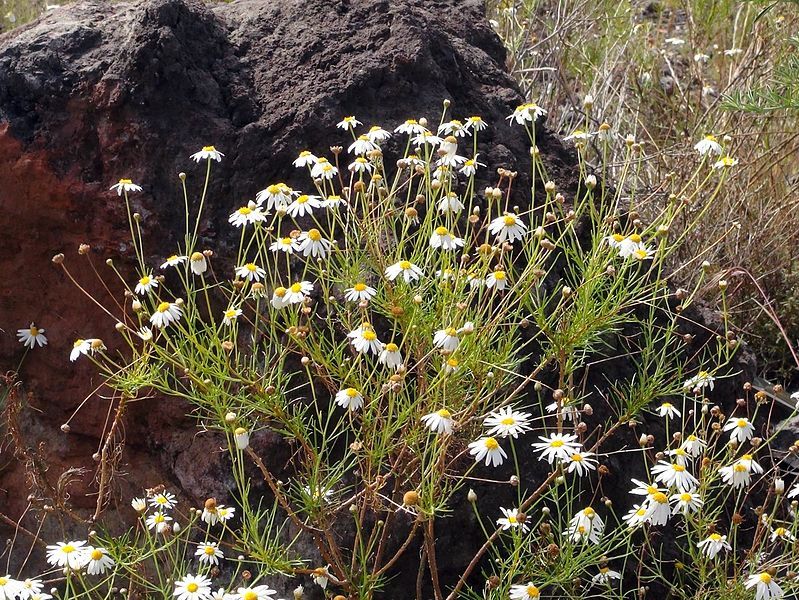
[161,254,187,269]
[592,567,621,586]
[366,125,391,143]
[546,400,580,422]
[312,565,331,589]
[217,505,235,522]
[395,119,427,136]
[488,213,527,243]
[45,540,88,570]
[255,183,295,211]
[497,507,530,532]
[149,491,176,510]
[697,533,731,558]
[20,578,44,597]
[150,301,183,328]
[438,192,465,214]
[644,491,671,526]
[222,307,242,326]
[335,387,364,411]
[336,115,362,131]
[564,129,594,142]
[508,102,546,125]
[385,260,423,283]
[683,370,715,392]
[233,585,277,600]
[310,157,338,180]
[468,436,507,467]
[429,226,464,251]
[131,497,147,512]
[17,323,47,349]
[630,245,656,261]
[532,432,581,464]
[348,135,377,156]
[629,478,665,499]
[483,406,532,438]
[344,282,377,303]
[465,115,487,131]
[145,511,173,533]
[271,287,288,310]
[651,461,698,492]
[190,252,208,275]
[229,202,266,228]
[236,263,266,282]
[293,150,318,168]
[196,542,224,566]
[287,194,323,218]
[657,402,680,419]
[110,178,142,195]
[349,157,372,173]
[70,338,92,361]
[270,237,300,254]
[433,327,460,351]
[421,409,454,434]
[694,134,723,156]
[85,547,115,575]
[135,273,158,295]
[616,234,645,258]
[670,490,703,515]
[713,155,738,169]
[298,229,333,258]
[745,572,782,600]
[719,454,762,488]
[347,322,382,355]
[0,577,21,600]
[438,119,468,137]
[174,574,213,600]
[622,504,649,529]
[771,526,796,543]
[443,356,460,374]
[509,583,540,600]
[190,146,224,163]
[564,451,598,477]
[378,342,403,370]
[284,280,314,304]
[458,156,484,177]
[566,507,604,544]
[681,434,706,457]
[486,270,507,291]
[667,447,692,467]
[723,416,754,444]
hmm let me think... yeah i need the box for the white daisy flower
[429,226,464,251]
[630,245,656,261]
[344,282,377,303]
[70,338,92,362]
[488,213,527,243]
[723,416,754,444]
[458,156,485,177]
[232,585,277,600]
[311,158,338,181]
[438,120,468,137]
[680,434,706,457]
[531,432,581,464]
[287,194,323,218]
[270,287,288,310]
[149,491,176,510]
[697,533,731,558]
[270,237,300,254]
[545,401,580,422]
[347,323,382,355]
[110,178,142,195]
[336,116,362,131]
[564,129,595,142]
[195,542,224,566]
[443,357,460,374]
[174,574,213,600]
[348,135,377,156]
[349,157,372,173]
[45,541,88,570]
[222,307,242,326]
[719,455,762,489]
[311,566,331,589]
[683,370,715,391]
[19,578,44,598]
[324,195,345,209]
[378,342,403,370]
[366,125,391,143]
[496,507,529,532]
[135,274,158,295]
[190,146,224,163]
[509,583,541,600]
[650,461,698,492]
[694,135,723,156]
[131,497,147,512]
[229,202,266,228]
[667,447,692,467]
[421,409,454,434]
[85,547,114,575]
[335,388,364,411]
[433,327,460,351]
[0,577,22,600]
[298,229,332,258]
[235,263,266,282]
[17,323,47,349]
[770,526,796,543]
[256,183,296,211]
[190,252,208,275]
[669,490,703,515]
[283,281,314,305]
[657,402,680,419]
[563,451,598,477]
[508,102,546,125]
[438,192,464,214]
[713,155,738,169]
[160,254,187,269]
[468,436,507,467]
[293,150,318,168]
[394,119,427,135]
[486,270,508,291]
[483,406,532,439]
[745,573,783,600]
[622,504,649,529]
[592,567,621,586]
[385,260,423,283]
[566,507,604,544]
[412,131,443,148]
[150,302,183,328]
[216,506,235,522]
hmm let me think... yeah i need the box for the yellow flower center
[679,493,692,502]
[612,233,625,242]
[225,310,237,319]
[508,515,517,523]
[120,178,132,184]
[297,195,309,204]
[583,507,595,517]
[674,448,686,456]
[385,343,399,352]
[354,283,367,291]
[140,276,150,285]
[742,454,753,461]
[484,437,499,450]
[187,583,199,593]
[73,339,85,348]
[204,546,216,555]
[157,302,171,313]
[629,234,642,243]
[290,283,303,293]
[91,549,103,560]
[447,358,458,367]
[501,417,516,426]
[246,263,257,272]
[734,464,747,473]
[503,215,516,226]
[572,453,583,462]
[406,119,418,125]
[30,327,39,336]
[705,135,717,142]
[154,514,165,523]
[191,252,204,261]
[399,260,412,270]
[737,419,748,428]
[345,388,359,398]
[636,508,646,517]
[647,485,658,495]
[274,287,286,297]
[243,592,258,600]
[437,409,451,418]
[673,464,686,472]
[238,206,252,215]
[776,527,787,537]
[550,440,564,448]
[202,146,215,152]
[308,229,322,241]
[709,533,722,541]
[526,586,540,598]
[494,271,506,280]
[0,578,5,586]
[435,226,449,236]
[759,573,772,584]
[62,545,76,554]
[652,492,668,504]
[363,331,377,341]
[445,327,457,336]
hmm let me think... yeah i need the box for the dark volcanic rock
[0,0,755,596]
